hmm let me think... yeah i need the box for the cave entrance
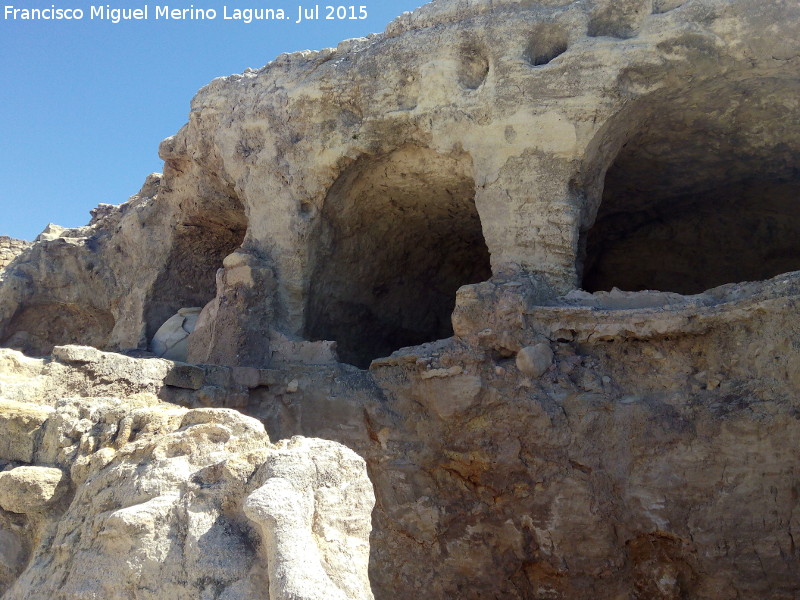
[582,78,800,295]
[144,193,247,340]
[306,146,492,368]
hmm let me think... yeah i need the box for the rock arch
[580,76,800,294]
[305,146,492,367]
[143,187,247,340]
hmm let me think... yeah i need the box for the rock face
[2,0,800,598]
[2,0,798,369]
[0,365,376,600]
[0,467,65,514]
[244,438,375,600]
[0,239,30,271]
[151,307,203,361]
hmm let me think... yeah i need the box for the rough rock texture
[4,274,800,599]
[3,0,798,369]
[2,0,800,598]
[0,239,30,271]
[515,342,554,377]
[244,438,375,600]
[0,467,65,514]
[0,359,375,600]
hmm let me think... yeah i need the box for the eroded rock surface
[2,0,797,369]
[3,264,800,599]
[244,438,375,600]
[2,0,800,598]
[0,367,375,600]
[0,239,29,271]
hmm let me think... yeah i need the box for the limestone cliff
[0,347,375,600]
[2,0,800,598]
[0,239,30,271]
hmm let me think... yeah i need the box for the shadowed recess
[144,192,247,339]
[1,303,115,356]
[582,77,800,295]
[306,146,492,368]
[458,43,490,89]
[524,23,568,66]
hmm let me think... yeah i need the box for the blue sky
[1,0,426,240]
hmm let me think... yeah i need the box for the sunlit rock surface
[2,0,800,598]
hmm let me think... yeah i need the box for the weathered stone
[244,437,375,600]
[0,466,65,513]
[0,528,26,597]
[0,398,52,462]
[2,0,796,370]
[0,238,30,271]
[164,364,206,390]
[51,345,103,364]
[420,365,463,379]
[231,366,260,388]
[1,1,800,599]
[0,394,375,600]
[516,343,554,378]
[0,401,53,463]
[413,373,484,420]
[0,347,173,404]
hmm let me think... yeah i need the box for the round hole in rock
[305,146,492,368]
[581,78,800,295]
[524,23,568,66]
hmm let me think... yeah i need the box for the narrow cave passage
[582,78,800,295]
[305,146,492,368]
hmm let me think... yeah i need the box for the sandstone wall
[3,260,800,600]
[0,238,30,271]
[0,353,376,600]
[1,0,797,368]
[1,1,800,598]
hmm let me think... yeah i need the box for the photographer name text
[3,4,368,24]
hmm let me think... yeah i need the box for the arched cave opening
[582,78,800,295]
[144,194,247,341]
[305,146,492,368]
